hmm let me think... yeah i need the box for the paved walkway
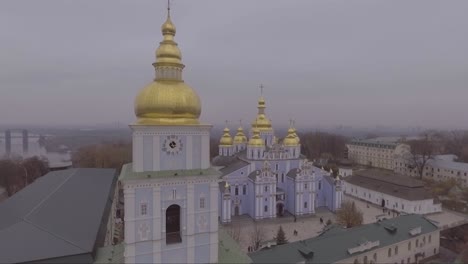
[227,208,336,253]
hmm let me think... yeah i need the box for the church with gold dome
[117,4,342,263]
[212,95,343,223]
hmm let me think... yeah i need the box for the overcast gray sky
[1,0,467,129]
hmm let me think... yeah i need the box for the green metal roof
[119,163,221,181]
[218,227,252,264]
[94,243,124,264]
[249,214,438,264]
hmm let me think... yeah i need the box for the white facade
[347,138,409,170]
[344,182,441,214]
[338,230,440,264]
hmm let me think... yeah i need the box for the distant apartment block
[394,154,468,187]
[0,129,72,170]
[347,137,410,170]
[343,169,441,215]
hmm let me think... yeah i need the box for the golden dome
[134,8,201,125]
[252,96,273,131]
[292,127,300,144]
[233,126,247,144]
[220,127,233,146]
[248,128,265,147]
[283,128,299,146]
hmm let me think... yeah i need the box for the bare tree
[408,133,435,179]
[73,141,132,173]
[249,223,266,251]
[336,201,363,228]
[226,222,242,244]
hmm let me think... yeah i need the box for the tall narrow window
[388,248,391,257]
[235,186,239,195]
[199,197,205,209]
[319,181,322,190]
[276,164,279,170]
[395,246,398,255]
[282,173,284,182]
[140,203,148,216]
[264,205,268,212]
[408,241,411,250]
[243,185,247,195]
[172,189,176,200]
[304,183,308,189]
[265,186,268,192]
[429,234,432,243]
[304,202,308,208]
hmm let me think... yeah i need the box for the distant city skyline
[1,0,468,129]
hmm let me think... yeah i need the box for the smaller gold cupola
[283,127,298,146]
[233,120,248,144]
[219,122,233,146]
[291,120,300,144]
[248,127,265,147]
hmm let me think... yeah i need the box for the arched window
[166,204,181,244]
[408,241,411,250]
[388,248,392,257]
[373,252,377,261]
[395,245,398,255]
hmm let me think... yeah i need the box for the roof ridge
[23,169,78,219]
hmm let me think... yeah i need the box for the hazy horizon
[1,0,468,129]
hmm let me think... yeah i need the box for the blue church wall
[135,253,153,264]
[194,243,211,263]
[135,241,153,256]
[161,247,187,264]
[159,136,187,170]
[143,136,153,171]
[135,188,154,218]
[248,180,255,216]
[191,135,202,169]
[194,183,210,211]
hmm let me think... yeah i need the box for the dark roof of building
[249,214,438,264]
[0,168,117,263]
[286,168,300,179]
[248,170,260,180]
[219,159,250,176]
[212,155,238,167]
[345,169,433,201]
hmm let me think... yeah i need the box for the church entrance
[276,203,284,217]
[234,206,239,216]
[166,204,181,244]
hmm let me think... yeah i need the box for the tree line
[0,157,49,197]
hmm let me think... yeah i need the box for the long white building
[343,169,441,215]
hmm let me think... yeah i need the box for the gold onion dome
[233,126,247,144]
[219,127,233,146]
[252,96,273,131]
[134,8,201,125]
[248,127,265,147]
[283,127,299,146]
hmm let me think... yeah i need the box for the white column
[186,135,193,169]
[201,134,210,169]
[124,187,136,263]
[153,135,160,171]
[134,134,144,172]
[152,186,161,264]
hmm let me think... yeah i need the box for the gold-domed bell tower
[219,122,233,156]
[251,85,274,146]
[123,5,219,263]
[131,4,212,173]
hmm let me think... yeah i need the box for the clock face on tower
[162,135,183,155]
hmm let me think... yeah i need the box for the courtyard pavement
[229,208,336,253]
[227,194,468,253]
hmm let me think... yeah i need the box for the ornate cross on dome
[239,119,242,127]
[260,84,264,96]
[167,0,171,15]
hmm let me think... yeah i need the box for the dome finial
[167,0,171,18]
